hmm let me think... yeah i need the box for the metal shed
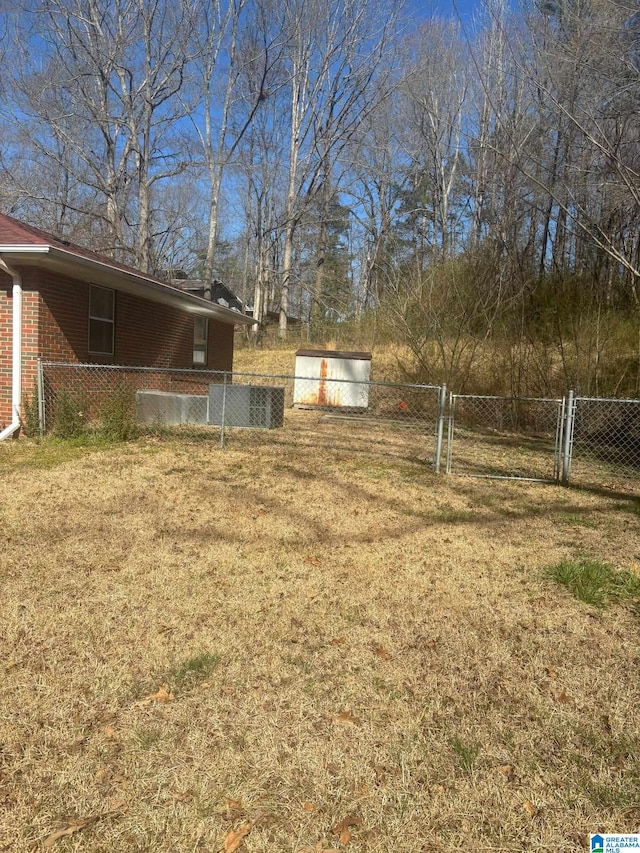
[293,349,372,409]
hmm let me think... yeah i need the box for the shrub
[21,387,41,437]
[98,388,138,441]
[52,389,88,438]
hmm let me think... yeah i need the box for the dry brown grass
[1,419,640,852]
[232,341,411,384]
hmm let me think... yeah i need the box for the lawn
[1,420,640,852]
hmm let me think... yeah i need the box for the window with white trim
[193,316,208,365]
[88,285,114,355]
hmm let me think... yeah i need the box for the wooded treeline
[1,0,639,395]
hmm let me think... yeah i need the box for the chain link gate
[446,394,565,482]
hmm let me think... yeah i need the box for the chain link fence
[567,396,640,492]
[38,362,445,467]
[35,362,640,490]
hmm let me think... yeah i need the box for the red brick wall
[0,267,236,428]
[115,292,234,372]
[37,269,89,363]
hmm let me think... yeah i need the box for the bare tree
[275,0,401,338]
[186,0,284,285]
[399,19,469,264]
[4,0,191,266]
[114,0,192,271]
[342,100,407,315]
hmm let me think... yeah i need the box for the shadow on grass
[6,413,636,555]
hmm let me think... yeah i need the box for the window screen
[89,286,115,355]
[193,316,208,365]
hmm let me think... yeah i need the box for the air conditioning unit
[208,384,285,429]
[136,390,208,425]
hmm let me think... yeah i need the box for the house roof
[0,213,253,325]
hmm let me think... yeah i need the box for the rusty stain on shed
[293,349,371,409]
[302,359,341,407]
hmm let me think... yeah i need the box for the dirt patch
[1,428,639,851]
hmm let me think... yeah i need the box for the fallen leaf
[523,800,538,818]
[498,763,517,782]
[303,801,315,812]
[222,822,252,853]
[148,685,174,702]
[42,802,128,849]
[335,710,361,726]
[332,815,363,846]
[43,818,95,848]
[374,645,393,660]
[135,684,174,706]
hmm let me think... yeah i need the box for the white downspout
[0,255,23,441]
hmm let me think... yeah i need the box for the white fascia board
[0,244,254,326]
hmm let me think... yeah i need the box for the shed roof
[0,213,253,325]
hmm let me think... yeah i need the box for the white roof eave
[0,244,254,326]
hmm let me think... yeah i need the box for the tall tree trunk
[311,168,330,332]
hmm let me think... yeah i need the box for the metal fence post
[446,392,455,474]
[220,372,228,449]
[554,396,566,483]
[561,389,575,486]
[434,383,447,473]
[37,358,45,436]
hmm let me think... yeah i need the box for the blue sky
[405,0,523,30]
[406,0,487,24]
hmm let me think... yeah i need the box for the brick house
[0,213,253,436]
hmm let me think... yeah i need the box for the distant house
[164,270,245,313]
[0,213,253,436]
[244,303,303,329]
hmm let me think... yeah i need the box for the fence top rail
[574,395,640,404]
[233,370,441,392]
[40,361,440,392]
[452,393,563,403]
